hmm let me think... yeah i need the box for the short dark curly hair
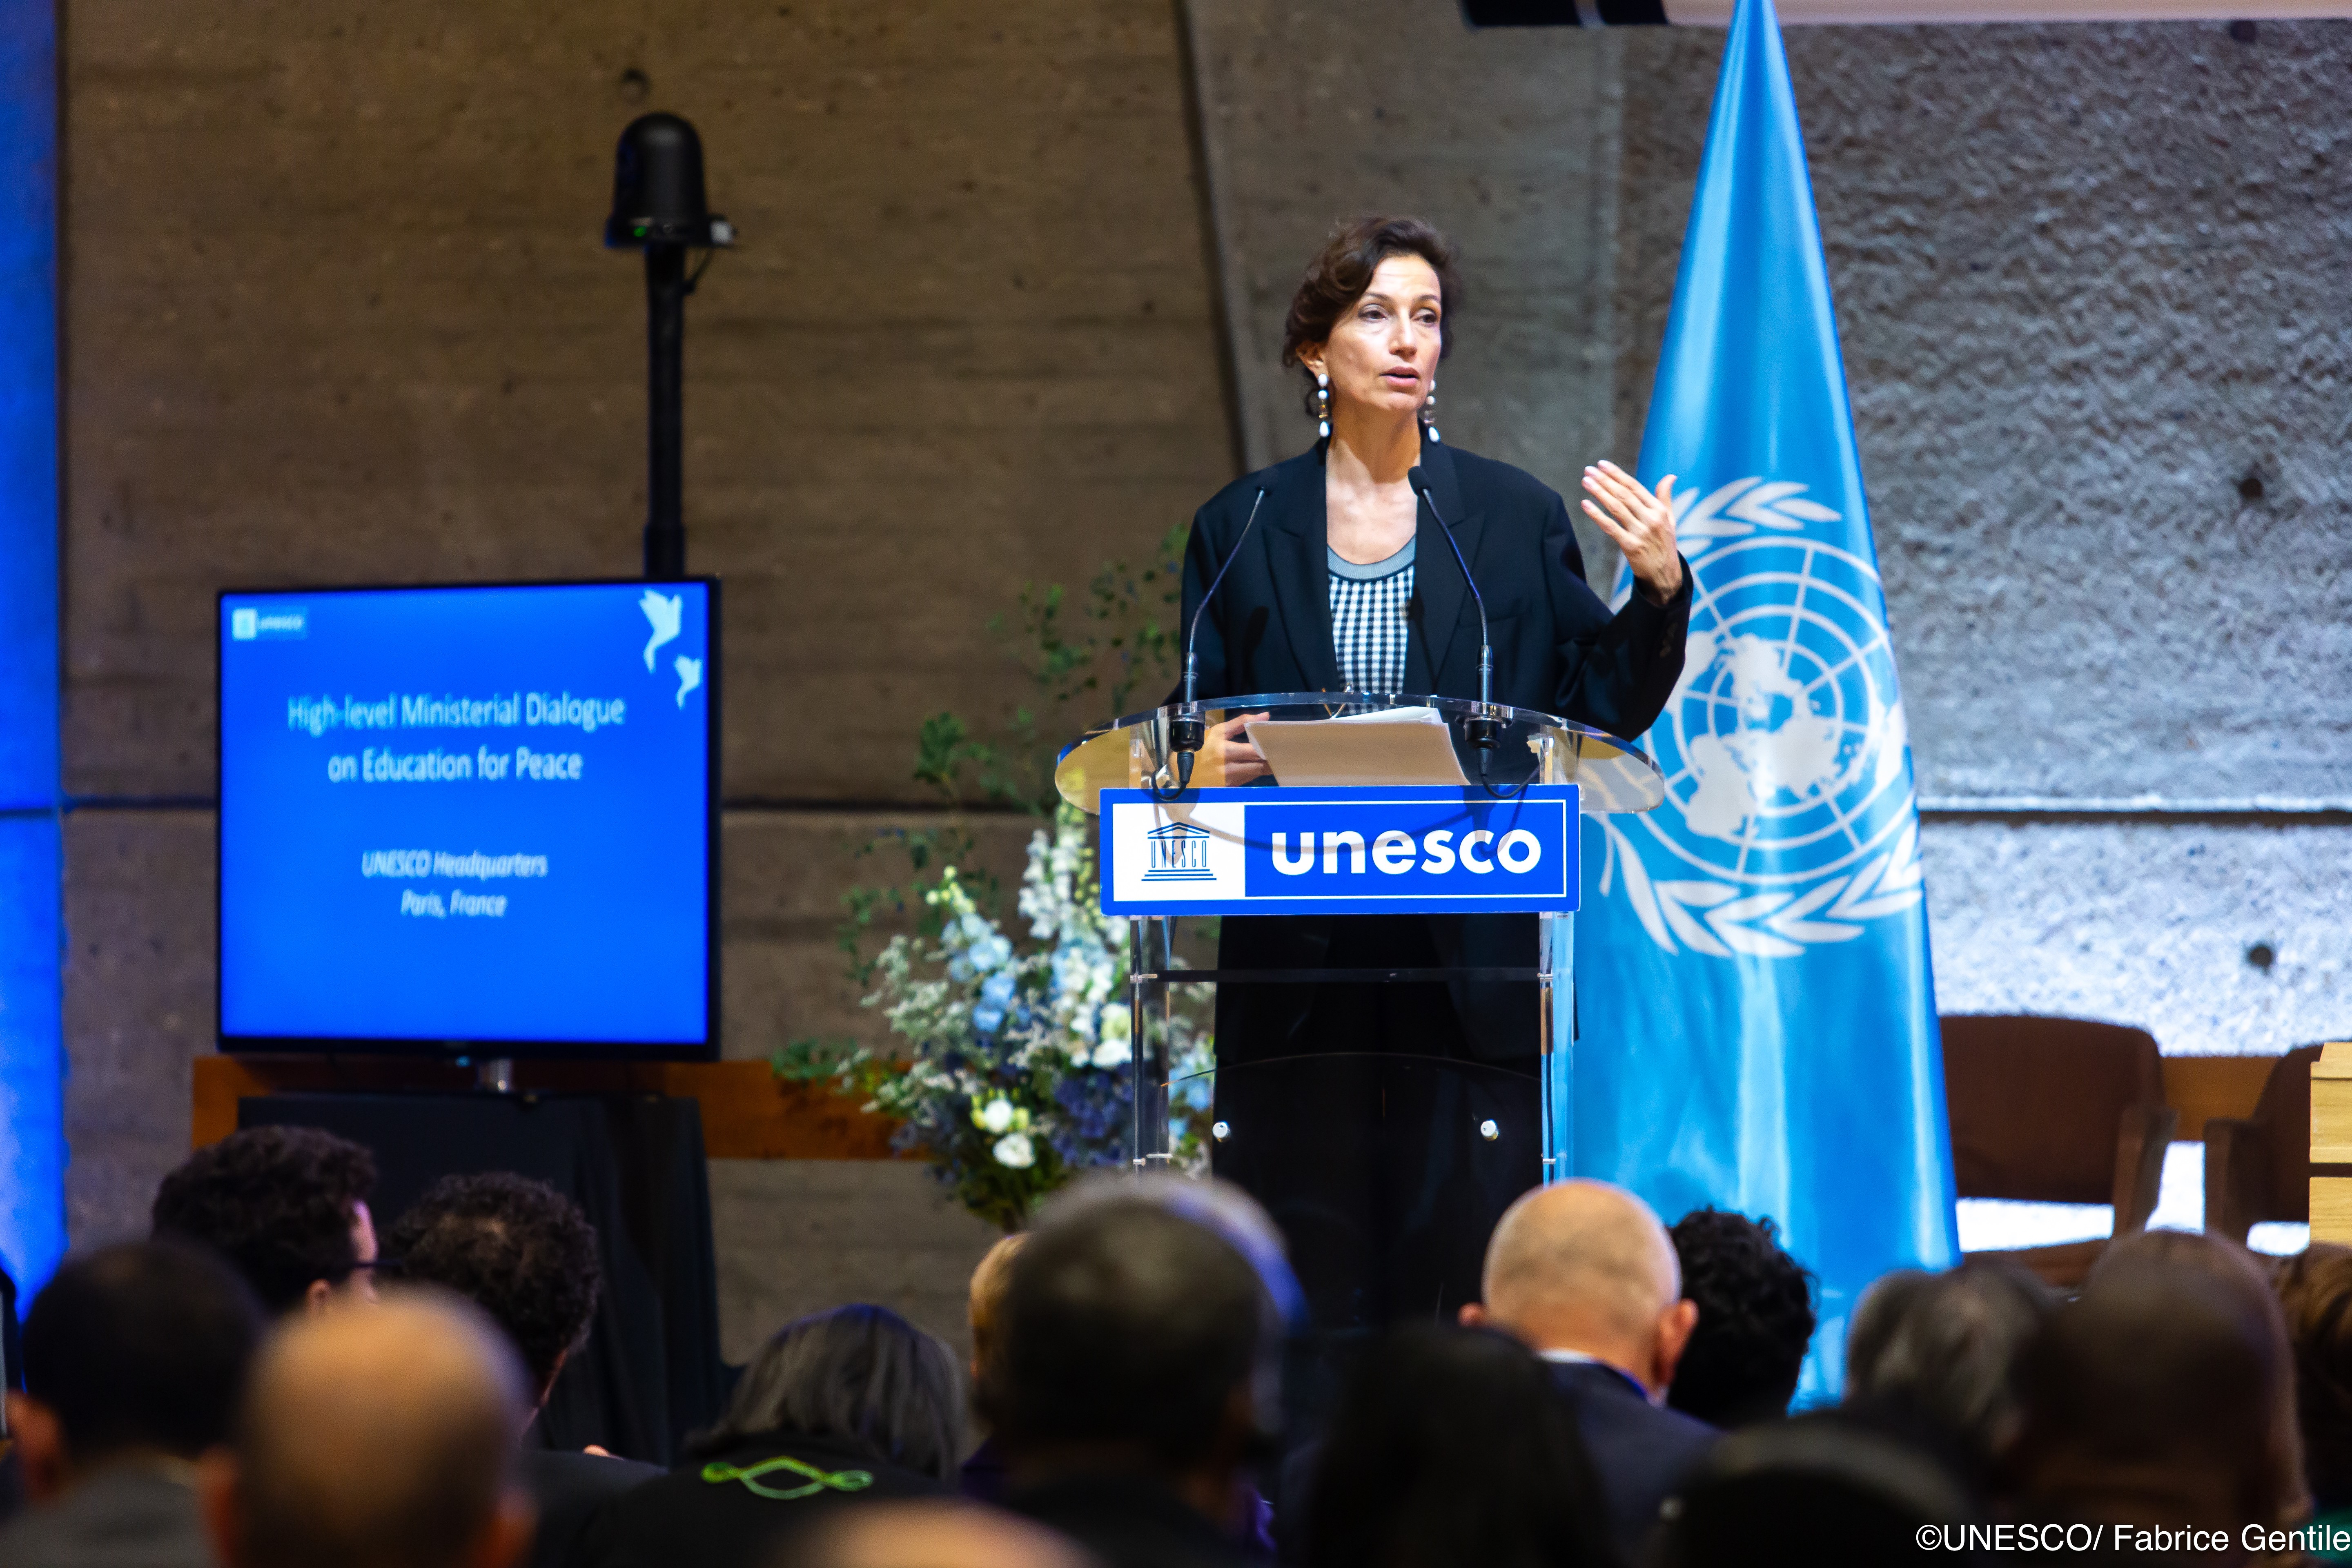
[1667,1207,1817,1428]
[1281,215,1463,394]
[152,1126,378,1316]
[383,1172,601,1399]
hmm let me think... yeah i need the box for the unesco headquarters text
[1918,1523,2352,1554]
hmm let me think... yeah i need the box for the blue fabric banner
[1573,0,1958,1399]
[0,0,62,1299]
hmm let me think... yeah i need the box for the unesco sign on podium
[1100,785,1581,918]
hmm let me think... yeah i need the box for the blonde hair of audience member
[784,1499,1094,1568]
[969,1233,1028,1381]
[1461,1180,1698,1401]
[200,1290,538,1568]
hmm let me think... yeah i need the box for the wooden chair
[2203,1043,2324,1244]
[1942,1015,2177,1289]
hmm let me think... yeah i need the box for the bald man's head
[1465,1181,1697,1398]
[204,1292,535,1568]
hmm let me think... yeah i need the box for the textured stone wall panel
[60,808,215,1249]
[707,1158,999,1366]
[1615,21,2352,803]
[65,0,1232,803]
[1922,817,2349,1055]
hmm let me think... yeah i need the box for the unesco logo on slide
[230,605,307,641]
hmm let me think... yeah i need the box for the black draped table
[240,1091,726,1464]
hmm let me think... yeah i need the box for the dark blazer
[1010,1471,1266,1568]
[1547,1359,1717,1565]
[586,1431,953,1568]
[1179,436,1692,1062]
[518,1448,662,1568]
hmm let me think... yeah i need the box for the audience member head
[979,1185,1278,1511]
[152,1126,380,1316]
[1655,1409,1979,1566]
[968,1233,1027,1383]
[200,1292,533,1568]
[783,1500,1094,1568]
[2011,1229,2305,1530]
[2274,1243,2352,1512]
[1464,1179,1695,1399]
[1666,1208,1815,1428]
[385,1173,601,1412]
[1844,1259,2050,1473]
[693,1303,961,1483]
[1304,1325,1613,1568]
[5,1241,264,1504]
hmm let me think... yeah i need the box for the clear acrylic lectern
[1056,692,1664,1201]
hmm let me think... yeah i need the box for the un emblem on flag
[1600,478,1925,959]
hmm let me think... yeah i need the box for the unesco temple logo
[1140,820,1214,881]
[1597,478,1924,960]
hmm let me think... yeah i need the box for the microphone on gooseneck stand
[1163,486,1268,797]
[1408,466,1498,752]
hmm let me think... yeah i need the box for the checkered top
[1328,539,1416,695]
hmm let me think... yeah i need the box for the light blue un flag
[1573,0,1958,1399]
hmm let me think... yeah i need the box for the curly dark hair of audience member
[1281,215,1463,409]
[1844,1260,2050,1476]
[1305,1325,1612,1568]
[22,1239,265,1462]
[151,1125,378,1315]
[978,1198,1272,1475]
[694,1303,961,1482]
[1666,1207,1817,1428]
[383,1172,601,1398]
[2274,1243,2352,1512]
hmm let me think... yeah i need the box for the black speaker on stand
[607,113,734,581]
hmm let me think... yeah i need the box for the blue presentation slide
[218,581,713,1048]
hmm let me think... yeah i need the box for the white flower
[978,1096,1016,1134]
[992,1132,1036,1169]
[1090,1038,1133,1069]
[1097,1007,1131,1043]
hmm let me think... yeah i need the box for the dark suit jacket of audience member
[1548,1359,1717,1564]
[1011,1472,1265,1568]
[586,1431,951,1568]
[520,1448,662,1568]
[0,1466,216,1568]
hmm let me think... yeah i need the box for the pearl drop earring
[1423,386,1440,443]
[1315,369,1331,439]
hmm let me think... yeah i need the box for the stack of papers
[1241,706,1470,788]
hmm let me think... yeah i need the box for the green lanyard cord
[699,1454,875,1502]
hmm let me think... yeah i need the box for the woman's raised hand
[1580,461,1684,604]
[1202,712,1270,786]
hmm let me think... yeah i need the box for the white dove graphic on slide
[673,655,703,707]
[639,590,682,671]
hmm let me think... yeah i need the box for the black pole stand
[644,242,688,580]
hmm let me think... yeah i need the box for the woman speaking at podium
[1176,216,1692,1340]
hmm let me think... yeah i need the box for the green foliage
[769,523,1213,1231]
[910,523,1188,815]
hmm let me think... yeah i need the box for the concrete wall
[59,0,1232,1258]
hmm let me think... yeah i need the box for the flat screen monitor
[217,579,718,1057]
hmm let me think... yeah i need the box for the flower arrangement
[820,804,1214,1232]
[776,524,1214,1232]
